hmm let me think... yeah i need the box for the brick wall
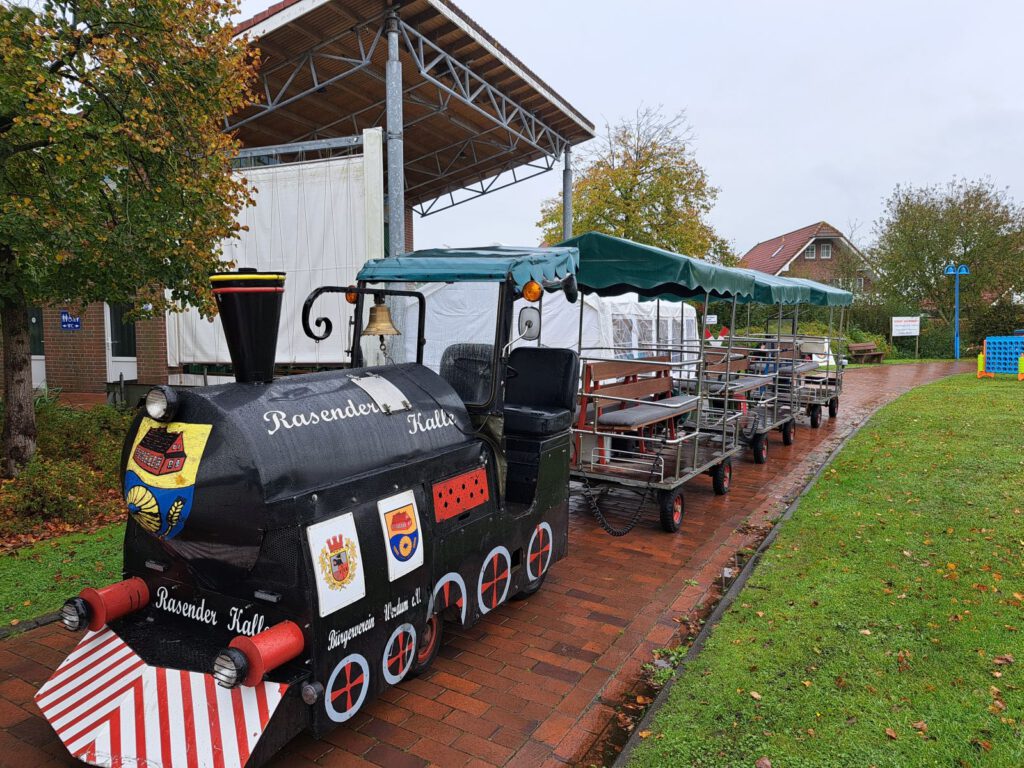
[782,239,874,292]
[404,206,415,252]
[136,314,168,386]
[42,303,107,393]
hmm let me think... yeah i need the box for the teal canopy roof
[783,277,854,306]
[558,232,756,301]
[730,267,812,305]
[356,246,578,290]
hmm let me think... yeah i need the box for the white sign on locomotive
[35,247,581,768]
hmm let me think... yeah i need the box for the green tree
[538,107,735,263]
[0,0,256,477]
[872,178,1024,323]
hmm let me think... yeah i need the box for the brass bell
[362,302,400,337]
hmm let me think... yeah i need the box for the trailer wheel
[410,614,442,677]
[751,432,768,464]
[782,419,796,446]
[828,397,839,419]
[711,459,732,495]
[809,404,822,429]
[513,573,546,600]
[658,489,685,533]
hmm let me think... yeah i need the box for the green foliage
[4,457,111,524]
[968,299,1024,347]
[0,524,122,626]
[0,402,130,528]
[917,321,956,359]
[0,0,257,315]
[537,107,734,262]
[871,178,1024,323]
[630,376,1024,767]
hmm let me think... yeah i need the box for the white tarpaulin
[168,130,384,368]
[373,283,697,371]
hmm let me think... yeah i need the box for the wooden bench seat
[579,356,688,434]
[847,342,884,364]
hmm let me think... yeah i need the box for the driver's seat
[504,347,580,436]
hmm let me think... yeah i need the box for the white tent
[371,282,698,371]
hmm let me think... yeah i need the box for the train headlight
[60,597,90,632]
[213,648,249,689]
[144,386,179,422]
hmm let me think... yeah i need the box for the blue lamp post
[944,263,970,359]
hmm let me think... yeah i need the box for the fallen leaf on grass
[802,680,812,687]
[972,739,993,752]
[9,619,19,626]
[638,730,652,739]
[860,629,872,636]
[754,758,772,768]
[911,721,927,733]
[750,691,762,701]
[636,695,652,705]
[993,654,1015,666]
[885,727,898,740]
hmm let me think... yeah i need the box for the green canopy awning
[557,232,756,301]
[783,276,854,306]
[730,267,812,305]
[356,246,578,291]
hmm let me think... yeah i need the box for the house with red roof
[739,221,875,293]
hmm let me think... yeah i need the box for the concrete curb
[0,611,61,641]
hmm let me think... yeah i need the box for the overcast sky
[237,0,1024,256]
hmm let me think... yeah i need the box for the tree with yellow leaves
[0,0,257,477]
[538,107,734,263]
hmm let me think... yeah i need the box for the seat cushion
[596,395,699,428]
[504,404,572,435]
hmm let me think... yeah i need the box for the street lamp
[944,263,970,359]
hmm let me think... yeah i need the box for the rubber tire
[828,397,839,419]
[513,572,546,600]
[781,419,796,446]
[751,432,768,464]
[410,613,442,677]
[712,459,732,495]
[658,489,685,533]
[809,404,822,429]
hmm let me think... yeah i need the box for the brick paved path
[0,363,971,768]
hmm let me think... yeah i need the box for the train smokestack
[211,269,285,384]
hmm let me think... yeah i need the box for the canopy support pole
[562,146,573,239]
[386,9,405,257]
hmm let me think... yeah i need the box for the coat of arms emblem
[319,534,358,590]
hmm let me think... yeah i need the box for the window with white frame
[820,243,832,259]
[804,244,816,259]
[856,277,865,290]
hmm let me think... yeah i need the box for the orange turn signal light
[345,289,359,305]
[521,280,543,302]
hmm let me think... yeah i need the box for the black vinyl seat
[504,347,580,436]
[440,343,494,404]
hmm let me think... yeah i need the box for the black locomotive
[35,247,581,768]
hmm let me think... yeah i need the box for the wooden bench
[847,342,884,364]
[578,357,699,436]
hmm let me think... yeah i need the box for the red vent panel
[433,468,490,522]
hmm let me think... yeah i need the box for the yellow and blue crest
[383,504,419,563]
[123,418,212,540]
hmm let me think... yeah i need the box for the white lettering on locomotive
[227,606,267,636]
[154,586,218,626]
[383,588,422,622]
[406,409,456,435]
[263,398,381,436]
[327,615,376,651]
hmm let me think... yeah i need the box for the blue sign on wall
[60,310,81,331]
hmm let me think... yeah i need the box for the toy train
[35,249,582,768]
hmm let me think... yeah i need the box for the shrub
[967,299,1024,348]
[34,403,133,485]
[917,320,955,358]
[3,457,118,525]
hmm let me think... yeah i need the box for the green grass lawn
[1,525,122,627]
[631,375,1024,767]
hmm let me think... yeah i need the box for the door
[105,303,138,382]
[28,308,46,388]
